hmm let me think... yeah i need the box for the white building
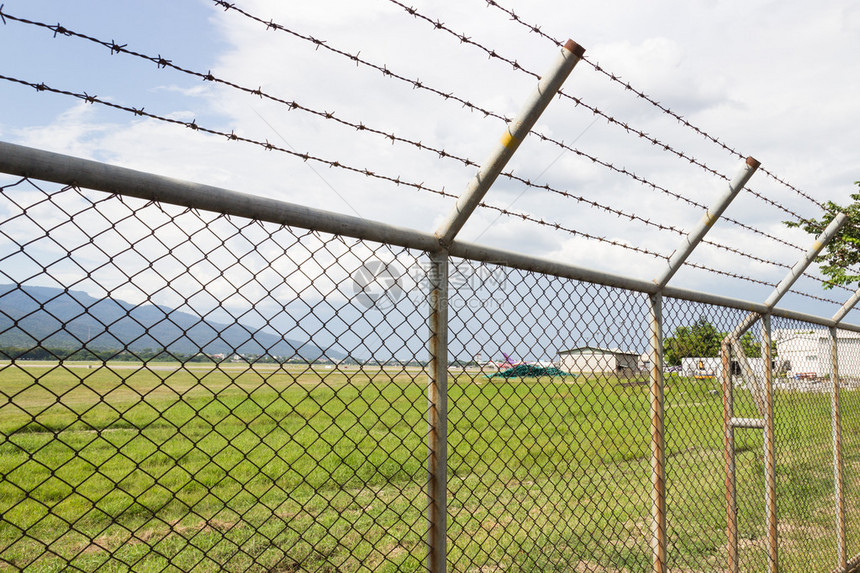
[680,356,723,377]
[680,356,767,378]
[558,347,640,376]
[773,328,860,378]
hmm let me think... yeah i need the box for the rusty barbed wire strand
[476,205,670,260]
[0,72,844,304]
[683,261,776,289]
[0,7,819,281]
[198,1,824,242]
[790,287,848,305]
[205,1,512,123]
[385,0,822,226]
[682,261,846,306]
[379,0,854,289]
[1,13,846,296]
[0,9,473,174]
[476,0,827,212]
[386,1,720,176]
[0,74,460,197]
[678,262,843,305]
[0,73,683,265]
[14,73,826,297]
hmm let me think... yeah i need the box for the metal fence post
[427,250,449,573]
[649,157,757,573]
[648,292,667,573]
[761,314,778,573]
[830,326,848,572]
[721,340,740,573]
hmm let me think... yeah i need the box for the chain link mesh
[447,261,652,571]
[1,176,858,571]
[840,328,860,562]
[659,298,763,572]
[0,177,431,572]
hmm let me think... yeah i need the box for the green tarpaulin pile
[486,364,575,379]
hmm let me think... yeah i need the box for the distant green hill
[0,284,343,360]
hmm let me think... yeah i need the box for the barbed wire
[199,2,828,245]
[0,10,847,299]
[476,0,828,212]
[474,205,670,261]
[0,10,480,163]
[679,262,844,305]
[0,74,842,305]
[385,0,822,227]
[0,7,817,282]
[205,1,512,123]
[9,73,816,293]
[386,3,720,175]
[0,73,685,265]
[0,73,460,196]
[379,0,855,289]
[684,261,776,289]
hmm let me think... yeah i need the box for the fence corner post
[427,249,449,573]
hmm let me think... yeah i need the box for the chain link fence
[1,175,858,572]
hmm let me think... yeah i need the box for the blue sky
[2,0,860,330]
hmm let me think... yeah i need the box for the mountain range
[0,284,343,360]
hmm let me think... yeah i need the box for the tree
[663,317,761,366]
[784,181,860,288]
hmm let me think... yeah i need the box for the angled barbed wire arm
[653,157,760,290]
[727,212,849,342]
[832,286,860,325]
[434,39,585,247]
[764,212,848,309]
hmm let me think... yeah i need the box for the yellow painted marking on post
[500,130,520,150]
[813,241,823,251]
[702,211,718,227]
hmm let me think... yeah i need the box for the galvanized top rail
[0,140,855,332]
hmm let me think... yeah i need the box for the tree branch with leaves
[785,181,860,288]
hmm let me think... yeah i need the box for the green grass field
[0,362,857,572]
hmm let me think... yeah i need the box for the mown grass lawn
[0,362,856,572]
